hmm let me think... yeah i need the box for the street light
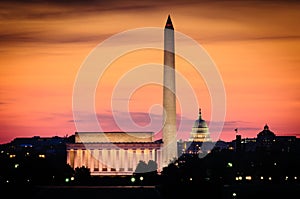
[131,177,136,183]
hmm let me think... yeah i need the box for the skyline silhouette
[0,0,299,144]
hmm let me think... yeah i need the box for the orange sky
[0,0,299,144]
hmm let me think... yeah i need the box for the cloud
[97,111,162,132]
[68,119,83,123]
[71,110,195,136]
[1,0,299,46]
[198,34,300,44]
[0,31,110,45]
[1,0,299,21]
[0,0,182,20]
[208,120,260,132]
[71,111,266,138]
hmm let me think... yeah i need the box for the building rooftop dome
[257,124,276,138]
[193,108,208,128]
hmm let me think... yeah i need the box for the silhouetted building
[235,134,242,152]
[274,136,297,152]
[3,135,70,159]
[229,124,299,153]
[256,124,276,151]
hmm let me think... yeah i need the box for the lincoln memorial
[66,132,162,175]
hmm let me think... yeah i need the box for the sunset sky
[0,0,299,144]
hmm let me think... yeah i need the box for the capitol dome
[193,114,208,128]
[189,108,211,142]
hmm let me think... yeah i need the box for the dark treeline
[158,149,300,198]
[1,141,300,199]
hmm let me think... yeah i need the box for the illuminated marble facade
[189,108,211,142]
[177,108,213,155]
[66,132,162,175]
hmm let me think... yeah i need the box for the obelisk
[162,15,177,167]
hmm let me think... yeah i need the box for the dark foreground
[2,183,300,199]
[2,185,163,199]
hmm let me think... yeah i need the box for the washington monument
[162,15,177,167]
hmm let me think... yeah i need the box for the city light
[131,177,135,183]
[232,192,237,198]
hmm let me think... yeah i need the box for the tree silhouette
[133,160,159,185]
[134,160,148,174]
[134,160,158,174]
[74,166,91,185]
[147,160,158,173]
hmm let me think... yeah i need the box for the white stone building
[66,132,162,176]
